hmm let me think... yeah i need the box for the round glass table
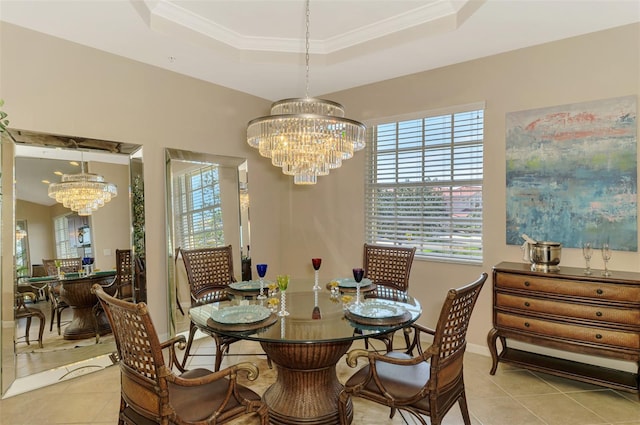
[189,281,421,425]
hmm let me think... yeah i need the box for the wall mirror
[165,148,249,336]
[1,129,144,396]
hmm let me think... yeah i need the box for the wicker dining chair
[338,273,488,425]
[92,284,268,425]
[115,249,134,301]
[15,292,45,348]
[179,246,238,370]
[43,258,82,334]
[362,243,416,351]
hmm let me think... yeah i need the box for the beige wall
[15,200,54,267]
[1,20,639,387]
[89,162,131,271]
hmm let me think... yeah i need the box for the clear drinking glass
[256,263,268,299]
[312,258,322,291]
[601,243,612,277]
[581,242,592,275]
[277,275,290,316]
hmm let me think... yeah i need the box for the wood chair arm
[167,361,260,387]
[346,347,429,369]
[160,335,187,373]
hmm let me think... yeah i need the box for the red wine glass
[312,258,322,290]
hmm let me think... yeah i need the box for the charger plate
[211,305,271,324]
[345,300,411,326]
[229,280,264,291]
[206,312,277,332]
[335,277,373,288]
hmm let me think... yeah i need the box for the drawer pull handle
[524,322,530,328]
[596,289,603,295]
[596,311,603,317]
[524,302,530,307]
[524,281,531,287]
[595,334,603,339]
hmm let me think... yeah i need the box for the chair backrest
[363,244,416,292]
[92,284,168,417]
[429,272,487,390]
[180,245,236,305]
[115,249,134,300]
[43,258,82,276]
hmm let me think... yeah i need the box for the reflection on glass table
[189,280,421,425]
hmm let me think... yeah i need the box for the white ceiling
[2,0,639,101]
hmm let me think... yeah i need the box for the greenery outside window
[173,164,224,250]
[365,102,485,264]
[16,220,29,276]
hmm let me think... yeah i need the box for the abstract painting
[506,95,637,251]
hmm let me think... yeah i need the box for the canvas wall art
[506,95,637,251]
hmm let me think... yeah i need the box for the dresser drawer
[495,273,640,303]
[496,293,640,326]
[496,312,640,350]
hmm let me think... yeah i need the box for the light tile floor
[2,331,639,425]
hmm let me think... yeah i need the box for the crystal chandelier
[247,0,366,185]
[48,152,117,216]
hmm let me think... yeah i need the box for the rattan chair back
[363,244,416,292]
[181,246,236,305]
[115,249,134,300]
[43,258,82,276]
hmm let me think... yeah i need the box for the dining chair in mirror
[362,243,417,352]
[15,292,45,349]
[47,281,70,335]
[339,273,488,425]
[115,249,134,301]
[92,284,269,425]
[179,246,238,370]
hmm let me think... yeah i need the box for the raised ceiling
[1,0,638,101]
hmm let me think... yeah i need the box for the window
[53,214,75,259]
[173,164,224,250]
[365,103,484,263]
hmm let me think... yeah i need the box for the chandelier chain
[305,0,310,98]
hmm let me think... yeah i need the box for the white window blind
[173,164,225,250]
[365,104,484,263]
[53,214,74,259]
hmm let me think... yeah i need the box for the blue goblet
[256,263,268,299]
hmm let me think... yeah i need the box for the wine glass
[601,243,612,277]
[277,275,290,316]
[312,258,322,291]
[581,242,592,275]
[352,268,364,305]
[256,264,268,299]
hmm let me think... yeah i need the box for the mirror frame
[165,148,249,336]
[1,129,144,396]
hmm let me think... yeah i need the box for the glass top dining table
[189,279,422,425]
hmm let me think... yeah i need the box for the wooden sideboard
[488,262,640,396]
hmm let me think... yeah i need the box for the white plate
[335,277,372,288]
[210,305,271,324]
[348,300,407,319]
[229,280,264,291]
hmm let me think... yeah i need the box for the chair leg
[458,392,471,425]
[36,314,45,348]
[24,317,32,345]
[181,322,198,369]
[49,304,56,332]
[56,308,63,335]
